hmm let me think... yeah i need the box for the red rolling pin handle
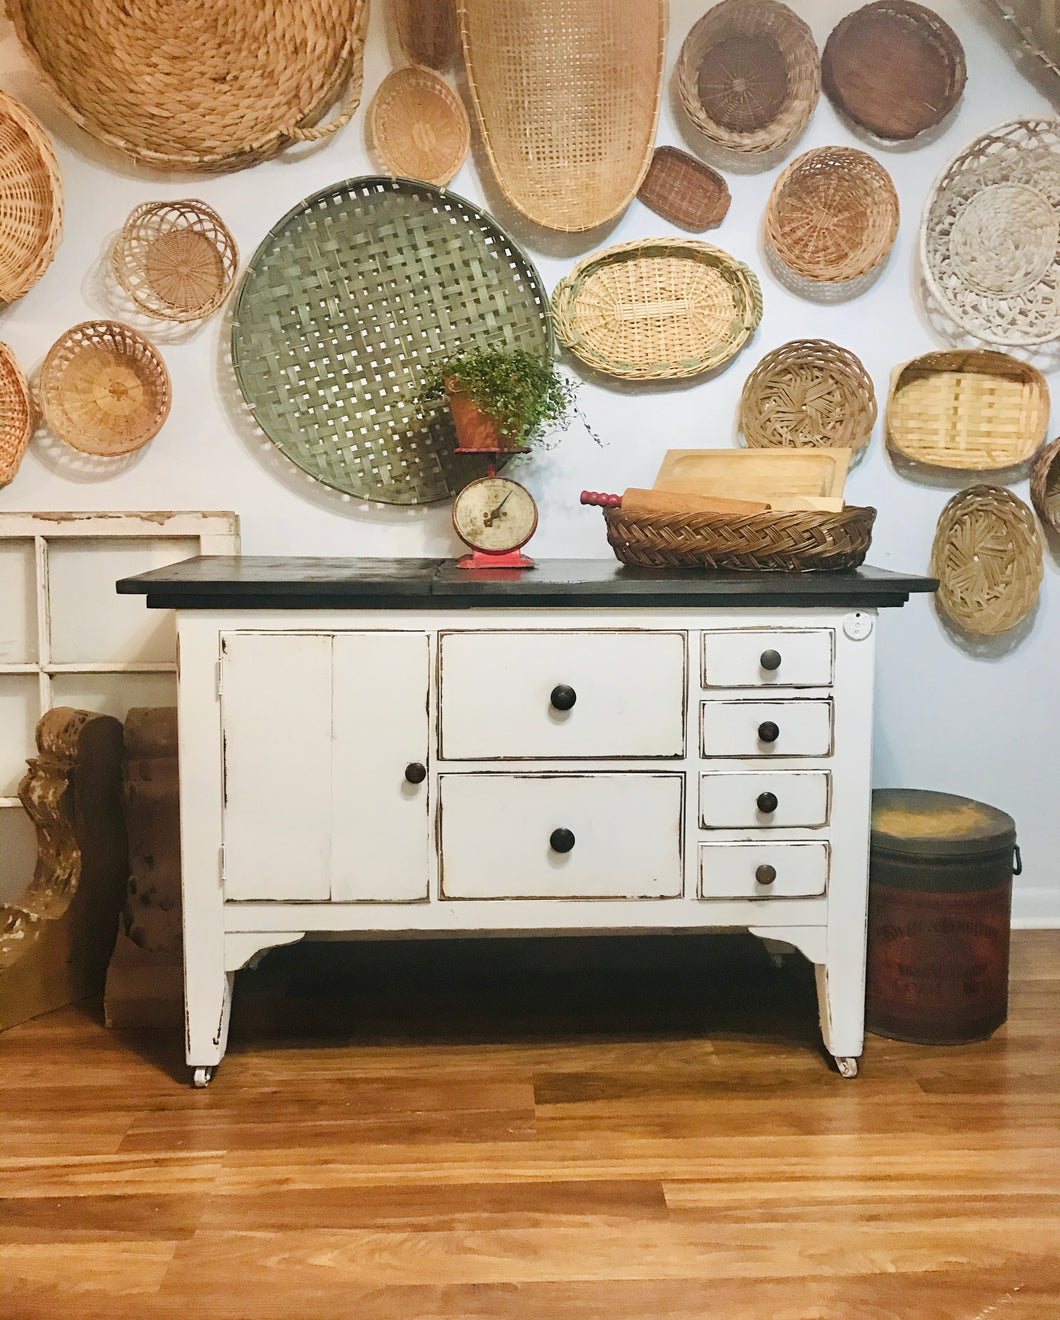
[580,490,622,507]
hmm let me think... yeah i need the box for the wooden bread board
[653,448,850,505]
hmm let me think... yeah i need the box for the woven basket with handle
[740,339,876,451]
[0,90,63,304]
[0,343,35,487]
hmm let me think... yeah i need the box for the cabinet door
[220,631,429,902]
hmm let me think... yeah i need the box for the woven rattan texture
[392,0,460,69]
[457,0,665,231]
[112,200,238,322]
[985,1,1060,94]
[931,485,1043,634]
[821,2,965,141]
[637,147,731,231]
[740,339,876,450]
[231,177,552,506]
[887,349,1050,470]
[552,239,763,381]
[0,90,63,304]
[766,146,900,283]
[1031,436,1060,532]
[676,0,820,159]
[0,342,34,486]
[40,321,171,457]
[7,0,369,171]
[921,118,1060,347]
[603,504,875,571]
[368,66,470,187]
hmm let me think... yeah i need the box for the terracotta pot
[446,378,517,450]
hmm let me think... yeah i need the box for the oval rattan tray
[112,199,239,323]
[740,340,877,451]
[232,177,552,506]
[368,66,470,187]
[636,146,731,231]
[392,0,460,70]
[1031,436,1060,533]
[0,342,35,487]
[0,89,63,304]
[551,239,763,381]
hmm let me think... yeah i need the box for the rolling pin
[580,488,770,516]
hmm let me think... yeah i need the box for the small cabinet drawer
[699,842,829,898]
[439,773,683,899]
[700,699,833,758]
[702,629,834,688]
[699,770,830,828]
[439,630,686,759]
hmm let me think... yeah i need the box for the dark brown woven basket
[637,146,730,230]
[603,504,876,571]
[1030,436,1060,533]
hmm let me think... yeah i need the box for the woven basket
[552,239,763,381]
[676,0,820,160]
[111,200,239,323]
[1030,436,1060,533]
[984,1,1060,94]
[637,147,731,231]
[740,340,876,451]
[921,119,1060,347]
[39,321,171,456]
[368,66,470,187]
[392,0,460,70]
[766,146,900,283]
[930,486,1043,635]
[0,343,35,487]
[887,350,1050,471]
[0,90,63,304]
[821,2,965,141]
[603,504,876,571]
[7,0,369,171]
[457,0,665,231]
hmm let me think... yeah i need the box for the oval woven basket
[1030,436,1060,533]
[0,343,35,487]
[6,0,369,171]
[676,0,820,160]
[603,504,876,571]
[637,146,731,231]
[766,146,900,283]
[921,118,1060,347]
[0,90,63,304]
[391,0,460,70]
[930,485,1043,635]
[457,0,666,231]
[552,239,763,381]
[111,199,239,322]
[740,339,877,451]
[368,66,470,187]
[40,321,171,456]
[821,1,966,141]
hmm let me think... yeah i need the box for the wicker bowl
[0,343,35,487]
[1030,437,1060,533]
[637,146,731,230]
[766,146,900,283]
[111,200,239,323]
[740,339,876,451]
[676,0,820,160]
[0,90,63,304]
[368,66,470,187]
[40,321,171,457]
[391,0,460,70]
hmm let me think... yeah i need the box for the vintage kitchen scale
[451,446,538,569]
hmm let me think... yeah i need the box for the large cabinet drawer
[699,770,831,828]
[702,629,834,688]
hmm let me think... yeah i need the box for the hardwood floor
[2,929,1059,1319]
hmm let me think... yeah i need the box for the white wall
[0,2,1056,923]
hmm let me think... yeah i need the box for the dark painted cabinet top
[117,556,937,610]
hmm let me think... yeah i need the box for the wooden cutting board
[652,448,850,507]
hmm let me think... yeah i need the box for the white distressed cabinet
[117,557,935,1085]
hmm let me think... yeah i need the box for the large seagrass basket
[0,90,63,304]
[740,339,876,451]
[0,343,35,486]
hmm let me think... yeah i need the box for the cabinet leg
[185,968,234,1079]
[814,962,864,1077]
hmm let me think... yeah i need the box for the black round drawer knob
[756,791,779,814]
[403,762,427,784]
[755,864,777,886]
[550,684,577,711]
[760,648,782,671]
[757,721,780,743]
[550,828,576,853]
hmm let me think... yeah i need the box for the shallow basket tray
[111,199,239,322]
[0,342,35,486]
[886,349,1049,470]
[368,66,470,187]
[740,339,876,451]
[603,504,875,571]
[636,146,731,231]
[0,89,63,304]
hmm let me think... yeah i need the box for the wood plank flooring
[2,930,1059,1319]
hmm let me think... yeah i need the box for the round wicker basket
[392,0,460,70]
[676,0,820,160]
[40,321,171,457]
[930,485,1043,635]
[1030,436,1060,533]
[368,66,470,187]
[0,90,63,304]
[112,200,239,323]
[766,146,900,283]
[740,339,876,451]
[0,343,35,487]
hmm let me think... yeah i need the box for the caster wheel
[193,1067,215,1088]
[834,1056,858,1078]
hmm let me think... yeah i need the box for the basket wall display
[368,66,470,187]
[1030,436,1060,533]
[765,146,900,284]
[39,321,172,457]
[111,200,239,323]
[921,119,1060,347]
[551,239,763,381]
[821,2,966,142]
[930,485,1043,635]
[0,90,63,304]
[231,177,552,506]
[740,339,877,451]
[0,343,35,486]
[676,0,820,161]
[391,0,460,70]
[636,147,731,231]
[886,349,1050,470]
[456,0,666,232]
[6,0,370,171]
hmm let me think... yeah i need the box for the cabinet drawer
[702,629,833,688]
[700,699,833,758]
[699,842,829,898]
[439,630,686,759]
[699,770,830,828]
[439,773,683,899]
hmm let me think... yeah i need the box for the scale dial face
[452,476,538,554]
